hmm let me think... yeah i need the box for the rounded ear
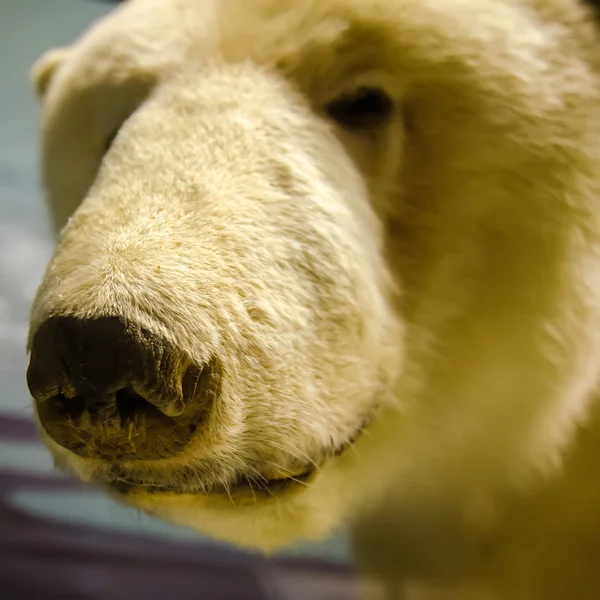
[30,47,70,100]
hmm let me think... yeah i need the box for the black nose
[27,316,219,460]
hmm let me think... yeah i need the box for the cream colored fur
[29,0,600,597]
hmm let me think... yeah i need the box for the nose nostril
[51,392,86,420]
[76,388,155,424]
[41,389,155,426]
[115,388,153,422]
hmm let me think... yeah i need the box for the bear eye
[325,87,394,130]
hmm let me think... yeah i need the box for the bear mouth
[104,416,370,498]
[108,466,317,497]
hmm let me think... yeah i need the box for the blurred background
[0,1,358,597]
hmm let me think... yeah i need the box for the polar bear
[26,0,600,597]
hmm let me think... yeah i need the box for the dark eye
[326,87,394,130]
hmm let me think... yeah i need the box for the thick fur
[29,0,600,597]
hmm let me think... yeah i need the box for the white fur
[29,0,600,596]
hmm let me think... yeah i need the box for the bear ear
[30,47,70,100]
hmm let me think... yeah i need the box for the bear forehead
[47,0,394,99]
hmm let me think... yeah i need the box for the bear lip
[103,412,372,498]
[107,467,316,497]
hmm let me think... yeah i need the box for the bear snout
[27,315,218,461]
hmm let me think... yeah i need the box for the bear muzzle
[26,315,219,461]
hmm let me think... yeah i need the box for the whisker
[264,459,297,476]
[245,466,276,499]
[245,465,270,485]
[268,440,320,471]
[218,475,236,507]
[284,475,312,488]
[246,477,257,503]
